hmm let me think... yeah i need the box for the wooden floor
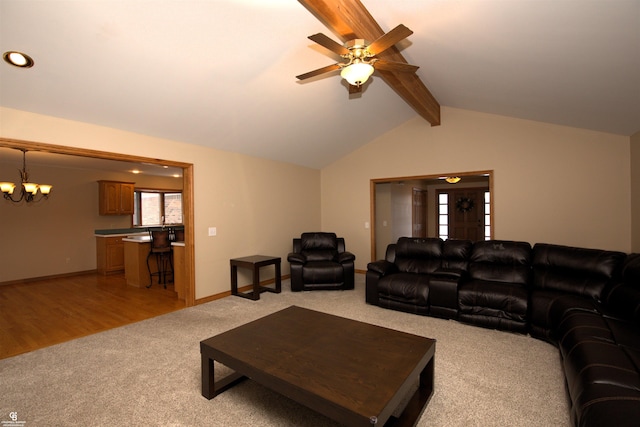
[0,273,186,360]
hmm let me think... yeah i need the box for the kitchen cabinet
[96,235,125,275]
[98,180,135,215]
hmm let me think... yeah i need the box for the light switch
[208,227,217,236]
[364,222,370,229]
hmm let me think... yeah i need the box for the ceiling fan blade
[308,33,349,56]
[373,59,419,73]
[296,63,342,80]
[348,84,362,94]
[367,24,413,56]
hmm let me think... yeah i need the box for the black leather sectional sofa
[366,237,640,427]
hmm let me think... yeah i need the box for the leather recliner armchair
[287,232,356,292]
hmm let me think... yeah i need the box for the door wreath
[456,197,474,213]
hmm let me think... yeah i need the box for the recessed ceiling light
[3,51,34,68]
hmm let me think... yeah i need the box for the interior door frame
[0,137,196,307]
[370,170,494,262]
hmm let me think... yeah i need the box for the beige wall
[2,106,633,293]
[631,131,640,252]
[0,107,321,298]
[321,107,631,270]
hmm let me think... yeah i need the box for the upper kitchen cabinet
[98,180,135,215]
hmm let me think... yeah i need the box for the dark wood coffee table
[200,306,435,426]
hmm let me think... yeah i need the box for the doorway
[0,138,195,306]
[371,171,493,262]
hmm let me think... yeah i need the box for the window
[438,193,449,240]
[133,190,183,226]
[484,191,491,240]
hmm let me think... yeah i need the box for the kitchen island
[122,235,185,300]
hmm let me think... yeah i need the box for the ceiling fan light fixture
[340,61,374,87]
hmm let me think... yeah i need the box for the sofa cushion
[573,383,640,427]
[301,261,343,284]
[532,243,625,301]
[302,249,337,262]
[442,239,473,271]
[377,273,430,306]
[623,346,640,373]
[557,311,615,358]
[458,280,529,323]
[394,237,443,274]
[468,240,532,285]
[529,290,601,341]
[604,253,640,323]
[301,232,337,251]
[605,317,640,351]
[562,339,639,401]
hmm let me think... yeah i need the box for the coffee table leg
[201,354,248,399]
[252,264,260,300]
[202,354,216,399]
[391,356,434,426]
[230,264,238,296]
[274,261,281,293]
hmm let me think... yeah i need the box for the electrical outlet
[208,227,217,237]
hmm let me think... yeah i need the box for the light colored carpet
[0,275,571,426]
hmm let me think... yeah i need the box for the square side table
[230,255,281,301]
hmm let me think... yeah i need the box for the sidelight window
[438,193,449,240]
[484,191,491,240]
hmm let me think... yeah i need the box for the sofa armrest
[287,252,306,264]
[432,267,465,280]
[429,269,465,320]
[367,260,397,276]
[338,251,356,264]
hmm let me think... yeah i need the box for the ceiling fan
[297,0,440,125]
[296,24,419,93]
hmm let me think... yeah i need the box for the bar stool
[146,229,173,288]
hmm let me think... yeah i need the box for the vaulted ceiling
[1,0,639,169]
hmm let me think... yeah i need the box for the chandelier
[1,149,53,203]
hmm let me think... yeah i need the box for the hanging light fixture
[340,59,375,87]
[445,177,461,184]
[1,149,53,203]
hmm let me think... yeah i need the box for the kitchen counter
[123,237,185,300]
[95,226,184,236]
[95,228,146,236]
[122,235,151,242]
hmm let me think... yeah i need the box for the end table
[230,255,281,301]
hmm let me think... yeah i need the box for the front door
[445,188,486,241]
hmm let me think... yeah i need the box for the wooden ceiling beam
[298,0,441,126]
